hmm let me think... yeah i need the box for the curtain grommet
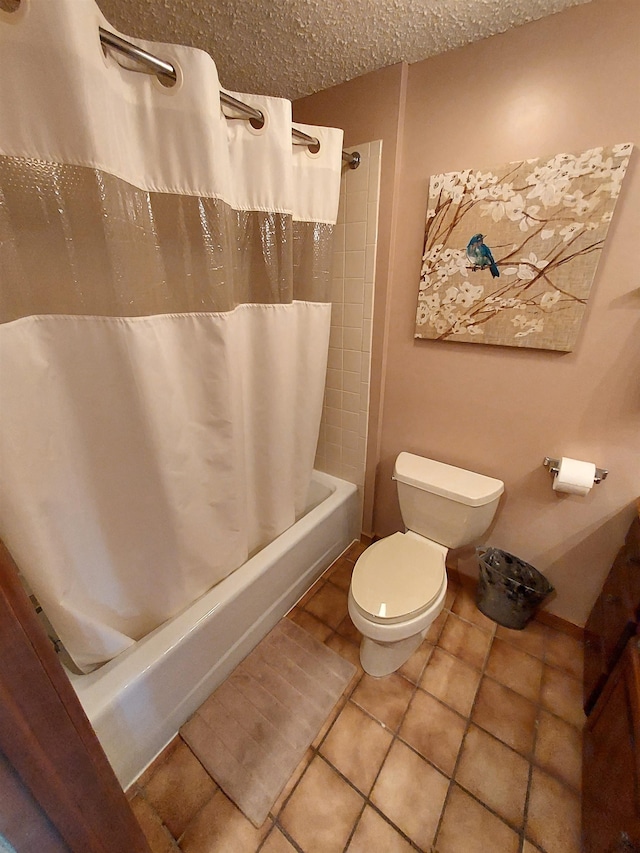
[0,0,28,24]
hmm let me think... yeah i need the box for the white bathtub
[65,470,359,789]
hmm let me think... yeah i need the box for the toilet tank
[393,453,504,549]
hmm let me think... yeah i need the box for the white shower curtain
[0,0,343,671]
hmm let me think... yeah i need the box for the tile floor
[127,541,585,853]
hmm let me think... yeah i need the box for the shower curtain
[0,0,343,671]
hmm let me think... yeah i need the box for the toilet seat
[350,532,446,624]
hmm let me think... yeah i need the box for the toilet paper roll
[553,457,596,496]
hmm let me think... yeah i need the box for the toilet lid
[351,532,446,621]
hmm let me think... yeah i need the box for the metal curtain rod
[99,28,361,169]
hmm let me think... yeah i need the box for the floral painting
[415,143,633,351]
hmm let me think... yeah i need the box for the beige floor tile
[455,725,529,829]
[436,784,520,853]
[399,690,466,777]
[545,628,584,680]
[526,766,582,853]
[444,580,460,610]
[344,540,368,561]
[540,665,586,729]
[130,793,180,853]
[287,608,334,643]
[534,709,582,791]
[451,584,497,634]
[420,647,481,716]
[335,613,361,644]
[305,581,349,629]
[438,613,493,670]
[485,638,544,702]
[312,694,348,749]
[135,736,181,789]
[260,826,298,853]
[179,790,270,853]
[397,640,434,684]
[471,675,538,757]
[142,739,217,839]
[346,806,415,853]
[425,608,448,644]
[370,740,448,850]
[298,577,325,608]
[327,558,355,592]
[351,672,414,731]
[495,621,547,660]
[320,701,393,795]
[279,756,364,853]
[522,840,543,853]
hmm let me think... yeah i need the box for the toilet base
[359,631,426,677]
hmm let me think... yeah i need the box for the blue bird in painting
[466,233,500,278]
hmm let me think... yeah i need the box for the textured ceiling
[96,0,590,101]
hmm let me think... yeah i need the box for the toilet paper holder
[543,457,609,484]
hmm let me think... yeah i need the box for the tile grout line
[431,605,498,848]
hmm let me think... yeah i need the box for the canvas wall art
[415,143,633,351]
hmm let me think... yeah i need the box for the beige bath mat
[180,618,356,827]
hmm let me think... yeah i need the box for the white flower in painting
[480,200,506,221]
[540,291,561,310]
[416,304,429,325]
[559,222,584,242]
[436,266,450,283]
[526,175,570,208]
[423,243,444,263]
[455,282,484,308]
[426,207,437,219]
[429,174,445,198]
[512,314,530,329]
[601,211,613,223]
[563,189,594,216]
[467,325,484,335]
[442,286,459,305]
[613,142,633,157]
[425,293,440,312]
[585,221,599,231]
[433,317,449,334]
[501,298,523,308]
[541,228,556,240]
[500,267,518,276]
[515,318,544,337]
[513,252,548,281]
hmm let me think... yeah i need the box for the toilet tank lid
[393,452,504,507]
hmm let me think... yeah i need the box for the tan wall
[296,0,640,627]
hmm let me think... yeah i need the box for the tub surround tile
[455,725,529,829]
[471,676,538,757]
[370,740,449,851]
[278,756,364,853]
[350,672,414,732]
[435,784,520,853]
[399,689,467,777]
[319,701,393,795]
[485,638,544,703]
[420,647,481,717]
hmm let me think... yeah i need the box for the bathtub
[65,470,359,789]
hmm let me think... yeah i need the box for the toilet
[348,452,504,676]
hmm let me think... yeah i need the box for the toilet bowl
[349,452,503,677]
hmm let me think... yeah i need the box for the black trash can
[476,547,554,630]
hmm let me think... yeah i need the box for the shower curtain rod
[99,28,361,170]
